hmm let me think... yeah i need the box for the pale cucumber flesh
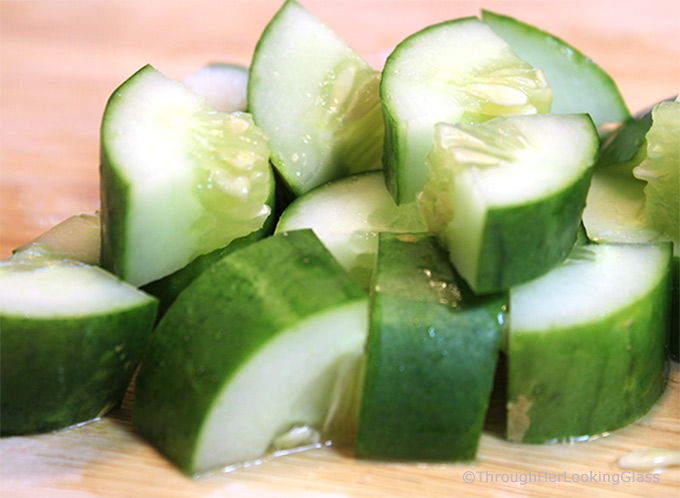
[194,302,367,473]
[249,0,383,196]
[182,62,249,113]
[276,171,425,289]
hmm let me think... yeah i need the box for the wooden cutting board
[1,1,679,496]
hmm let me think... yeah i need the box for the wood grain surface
[1,1,679,497]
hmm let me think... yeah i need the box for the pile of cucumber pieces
[1,0,678,477]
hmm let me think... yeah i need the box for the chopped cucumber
[418,113,598,294]
[14,213,101,265]
[355,233,505,461]
[133,230,368,475]
[249,0,383,197]
[0,245,157,435]
[507,242,671,443]
[275,171,425,290]
[381,16,552,204]
[100,64,273,286]
[583,97,679,360]
[182,62,249,114]
[481,10,630,128]
[141,172,277,317]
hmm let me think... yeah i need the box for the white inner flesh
[386,18,518,123]
[193,301,368,474]
[103,67,205,286]
[510,243,668,332]
[182,64,249,114]
[277,172,424,278]
[454,114,595,206]
[0,263,150,317]
[583,172,663,245]
[250,1,371,191]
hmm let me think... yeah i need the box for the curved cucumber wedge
[249,0,383,197]
[481,10,630,128]
[356,233,505,461]
[133,230,368,475]
[275,171,425,290]
[381,16,552,204]
[100,64,273,286]
[418,113,598,294]
[0,245,157,435]
[182,62,249,114]
[507,242,671,443]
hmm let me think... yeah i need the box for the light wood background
[1,1,679,497]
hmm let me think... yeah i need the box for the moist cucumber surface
[248,0,383,197]
[100,64,273,286]
[507,242,671,443]
[133,230,368,475]
[355,233,505,461]
[418,113,598,294]
[381,16,552,204]
[275,171,425,289]
[0,245,157,435]
[481,10,630,128]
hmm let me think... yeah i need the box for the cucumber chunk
[182,62,249,113]
[276,171,425,290]
[249,0,383,197]
[133,230,368,475]
[418,113,598,294]
[507,242,671,443]
[355,233,505,461]
[100,64,273,286]
[381,16,552,204]
[0,245,157,435]
[481,10,630,128]
[14,213,101,265]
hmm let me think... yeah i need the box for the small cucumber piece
[100,64,273,286]
[355,233,505,461]
[182,62,249,113]
[507,242,671,443]
[481,10,630,128]
[276,171,425,290]
[381,16,552,204]
[0,245,157,435]
[249,0,383,197]
[133,230,368,475]
[418,113,598,294]
[13,213,101,265]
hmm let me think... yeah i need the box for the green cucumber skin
[381,107,402,204]
[507,254,671,443]
[475,169,594,294]
[141,173,277,318]
[356,234,505,461]
[133,230,366,474]
[100,126,131,280]
[1,301,157,435]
